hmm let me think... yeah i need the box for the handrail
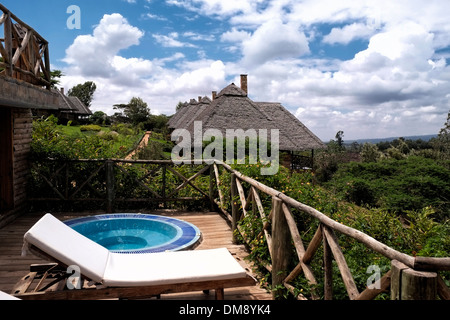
[213,160,450,300]
[217,161,449,271]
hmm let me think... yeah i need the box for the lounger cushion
[103,248,247,287]
[24,214,109,283]
[0,291,20,300]
[24,214,248,288]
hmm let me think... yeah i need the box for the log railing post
[271,197,291,299]
[4,13,13,77]
[231,173,238,243]
[391,260,437,300]
[161,164,167,208]
[105,160,115,213]
[323,224,333,300]
[209,165,215,211]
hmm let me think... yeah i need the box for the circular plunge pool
[64,214,202,254]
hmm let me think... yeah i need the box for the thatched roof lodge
[168,75,325,169]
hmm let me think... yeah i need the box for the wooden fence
[29,159,213,212]
[214,161,450,300]
[29,159,450,300]
[0,4,51,89]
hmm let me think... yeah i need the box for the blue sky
[2,0,450,140]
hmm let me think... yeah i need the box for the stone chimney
[240,74,248,94]
[60,87,65,95]
[212,91,217,101]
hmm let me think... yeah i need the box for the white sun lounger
[0,291,20,300]
[14,214,255,300]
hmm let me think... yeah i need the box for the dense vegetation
[327,157,450,220]
[31,115,143,160]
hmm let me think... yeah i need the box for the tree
[361,143,381,162]
[335,130,344,149]
[113,97,151,125]
[90,111,110,125]
[68,81,97,107]
[50,70,64,88]
[432,110,450,160]
[176,101,185,112]
[439,110,450,138]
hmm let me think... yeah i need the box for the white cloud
[167,0,256,17]
[142,12,168,21]
[241,19,310,66]
[64,14,144,78]
[323,23,375,45]
[220,28,251,43]
[183,31,215,42]
[60,13,228,116]
[152,32,197,48]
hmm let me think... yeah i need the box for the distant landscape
[344,134,438,145]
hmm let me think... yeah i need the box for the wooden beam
[12,29,33,66]
[271,197,291,299]
[166,165,210,199]
[231,173,238,243]
[213,163,225,209]
[302,226,322,264]
[281,203,318,299]
[322,226,359,299]
[391,260,437,300]
[437,274,450,300]
[234,178,248,217]
[3,13,12,76]
[323,225,333,300]
[356,270,391,300]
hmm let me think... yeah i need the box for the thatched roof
[170,83,324,151]
[168,97,211,129]
[52,89,92,116]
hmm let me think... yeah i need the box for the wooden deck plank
[0,211,271,300]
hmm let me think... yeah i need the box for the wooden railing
[0,4,51,89]
[212,161,450,300]
[30,159,214,212]
[29,159,450,300]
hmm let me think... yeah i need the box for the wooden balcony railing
[0,4,51,89]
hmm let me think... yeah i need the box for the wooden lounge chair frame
[12,245,256,300]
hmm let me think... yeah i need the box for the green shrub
[80,124,102,132]
[328,157,450,219]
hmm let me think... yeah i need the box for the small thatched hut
[168,75,325,169]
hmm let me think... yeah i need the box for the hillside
[345,134,437,145]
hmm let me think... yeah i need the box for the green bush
[327,157,450,220]
[80,124,102,132]
[31,117,141,160]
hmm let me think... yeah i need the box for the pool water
[64,214,202,254]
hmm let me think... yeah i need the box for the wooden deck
[0,210,272,300]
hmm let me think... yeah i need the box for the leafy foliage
[31,116,141,160]
[327,156,450,220]
[68,81,97,107]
